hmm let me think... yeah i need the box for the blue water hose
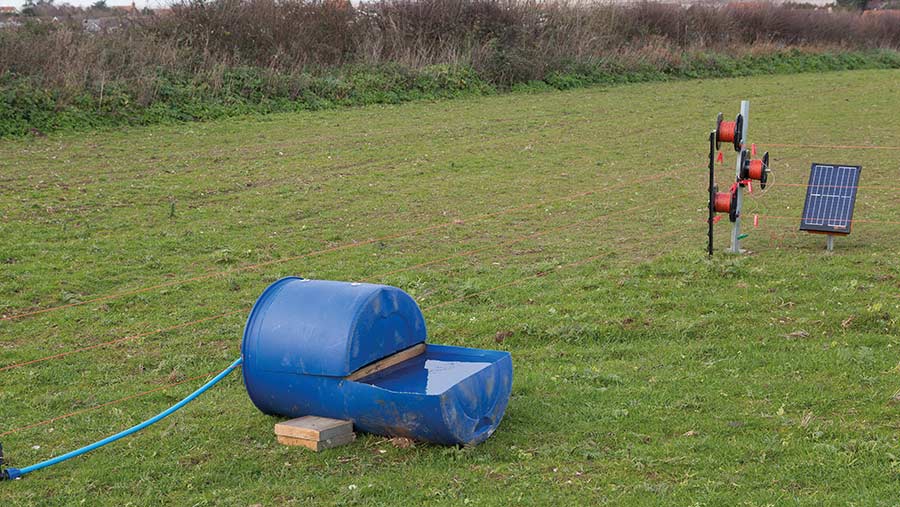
[1,356,243,481]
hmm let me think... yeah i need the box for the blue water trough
[0,277,514,481]
[241,277,513,445]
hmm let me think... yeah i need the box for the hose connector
[0,442,21,481]
[1,468,22,481]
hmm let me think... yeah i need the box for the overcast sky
[3,0,834,12]
[4,0,160,7]
[3,0,366,9]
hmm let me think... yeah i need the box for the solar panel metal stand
[727,100,750,255]
[826,234,835,252]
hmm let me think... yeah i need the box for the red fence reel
[740,151,769,189]
[716,112,743,152]
[712,183,739,222]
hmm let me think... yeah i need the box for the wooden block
[274,416,353,441]
[276,432,356,451]
[345,343,426,381]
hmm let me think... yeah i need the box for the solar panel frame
[799,163,862,235]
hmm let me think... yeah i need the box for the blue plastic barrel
[242,277,513,445]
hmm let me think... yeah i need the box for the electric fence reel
[715,112,743,152]
[740,150,770,189]
[712,183,739,222]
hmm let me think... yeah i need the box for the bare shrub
[1,0,899,101]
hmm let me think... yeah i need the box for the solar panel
[799,163,862,234]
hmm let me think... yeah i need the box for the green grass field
[1,69,898,506]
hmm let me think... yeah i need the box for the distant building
[0,6,18,14]
[112,2,138,15]
[327,0,353,9]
